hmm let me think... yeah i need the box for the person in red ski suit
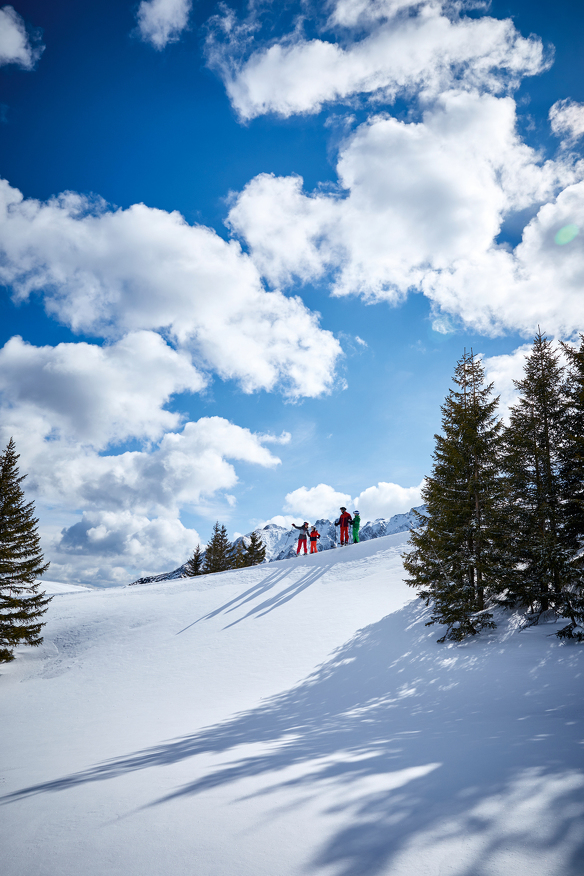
[292,521,309,554]
[309,526,320,553]
[335,507,353,545]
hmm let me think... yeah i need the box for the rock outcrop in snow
[130,506,427,585]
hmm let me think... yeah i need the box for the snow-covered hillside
[2,534,583,876]
[131,505,426,585]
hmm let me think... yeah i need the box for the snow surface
[2,532,584,876]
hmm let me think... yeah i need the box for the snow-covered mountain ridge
[131,505,427,585]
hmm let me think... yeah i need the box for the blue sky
[1,0,584,584]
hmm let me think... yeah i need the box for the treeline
[404,330,584,643]
[184,522,266,576]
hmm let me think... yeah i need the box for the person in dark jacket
[292,521,310,554]
[334,507,353,545]
[309,526,320,554]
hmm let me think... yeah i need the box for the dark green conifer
[233,531,266,568]
[501,330,573,623]
[184,544,204,576]
[0,438,51,663]
[403,351,506,642]
[203,522,233,574]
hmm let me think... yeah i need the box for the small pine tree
[233,531,266,568]
[232,542,249,569]
[203,522,233,574]
[0,438,51,663]
[403,351,506,642]
[501,330,573,622]
[185,544,204,576]
[246,530,266,566]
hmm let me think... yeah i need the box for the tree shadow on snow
[3,601,584,875]
[177,562,334,633]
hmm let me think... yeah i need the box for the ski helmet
[340,506,347,511]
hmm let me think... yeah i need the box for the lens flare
[554,224,579,245]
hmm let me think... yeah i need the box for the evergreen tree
[0,438,51,663]
[403,351,506,642]
[501,330,573,624]
[246,530,266,566]
[184,544,204,576]
[554,335,584,638]
[203,522,233,574]
[233,531,266,568]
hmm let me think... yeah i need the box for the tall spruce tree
[184,544,204,576]
[0,438,51,663]
[403,351,506,642]
[203,522,233,574]
[501,330,574,624]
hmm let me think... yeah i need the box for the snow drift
[2,532,583,876]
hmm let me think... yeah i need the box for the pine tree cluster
[404,332,584,643]
[184,523,266,577]
[0,438,51,663]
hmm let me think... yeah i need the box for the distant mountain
[130,505,427,585]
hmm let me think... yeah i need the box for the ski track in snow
[1,532,584,876]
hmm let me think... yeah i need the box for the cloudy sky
[1,0,583,585]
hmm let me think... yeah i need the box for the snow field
[1,532,583,876]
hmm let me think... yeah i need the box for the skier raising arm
[292,521,310,555]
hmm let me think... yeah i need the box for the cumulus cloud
[0,412,283,518]
[284,483,352,519]
[0,180,341,398]
[354,480,425,520]
[482,345,531,422]
[0,332,204,446]
[136,0,191,50]
[550,99,584,146]
[229,91,583,336]
[0,5,43,69]
[0,332,285,583]
[53,510,201,585]
[212,1,547,120]
[283,479,424,521]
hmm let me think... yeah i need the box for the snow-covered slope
[131,505,427,584]
[2,534,583,876]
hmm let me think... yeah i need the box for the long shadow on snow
[177,561,333,633]
[3,601,584,875]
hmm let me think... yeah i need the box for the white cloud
[0,5,43,69]
[214,2,547,120]
[355,480,425,520]
[0,332,204,446]
[550,99,584,146]
[283,479,424,521]
[53,510,200,585]
[424,180,584,337]
[0,413,283,518]
[284,483,352,519]
[229,91,581,322]
[136,0,191,50]
[482,345,531,422]
[0,180,341,398]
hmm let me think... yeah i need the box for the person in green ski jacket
[352,511,361,544]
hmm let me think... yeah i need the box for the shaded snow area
[132,505,426,584]
[2,532,584,876]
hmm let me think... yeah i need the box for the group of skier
[291,507,361,555]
